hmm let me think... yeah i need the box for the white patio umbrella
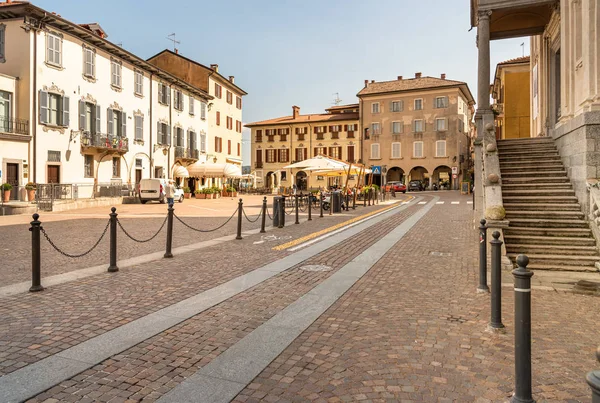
[283,155,349,171]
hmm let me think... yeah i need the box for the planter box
[223,191,238,197]
[2,190,10,203]
[27,190,36,202]
[195,193,206,199]
[184,193,191,199]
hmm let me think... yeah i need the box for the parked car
[385,181,407,193]
[408,180,425,191]
[139,179,184,204]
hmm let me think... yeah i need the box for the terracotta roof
[357,76,469,97]
[0,1,28,6]
[497,56,530,65]
[245,112,358,127]
[325,103,359,110]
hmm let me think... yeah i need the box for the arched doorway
[408,166,430,190]
[296,171,307,191]
[433,165,453,190]
[266,171,277,189]
[386,167,404,183]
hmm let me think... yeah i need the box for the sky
[34,0,531,165]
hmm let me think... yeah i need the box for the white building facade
[0,3,212,200]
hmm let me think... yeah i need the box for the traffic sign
[452,166,458,174]
[372,166,382,175]
[452,174,457,179]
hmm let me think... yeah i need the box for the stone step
[503,196,579,204]
[502,170,567,177]
[505,226,592,237]
[505,210,585,219]
[521,263,599,272]
[497,138,554,145]
[506,244,599,256]
[504,203,582,211]
[506,253,598,267]
[502,183,573,190]
[498,149,559,157]
[502,177,570,184]
[502,189,576,197]
[498,147,558,155]
[507,218,588,228]
[501,165,567,172]
[499,160,563,167]
[504,234,597,246]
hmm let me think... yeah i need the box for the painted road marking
[274,196,414,251]
[467,201,473,204]
[418,201,427,205]
[436,201,445,205]
[451,201,460,205]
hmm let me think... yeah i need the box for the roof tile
[357,76,468,96]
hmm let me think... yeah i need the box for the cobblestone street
[0,191,598,403]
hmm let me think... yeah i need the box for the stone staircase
[498,137,600,272]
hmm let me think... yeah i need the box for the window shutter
[314,147,318,156]
[107,108,114,136]
[314,127,317,134]
[62,96,70,127]
[157,121,162,142]
[121,112,127,137]
[167,125,171,146]
[166,86,171,105]
[338,147,342,159]
[389,101,393,112]
[347,146,354,162]
[444,96,449,107]
[39,90,48,124]
[95,105,101,134]
[158,84,163,101]
[78,100,85,130]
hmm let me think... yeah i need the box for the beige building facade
[358,74,475,189]
[246,105,360,190]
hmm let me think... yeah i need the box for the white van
[139,179,185,204]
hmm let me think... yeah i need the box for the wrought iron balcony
[175,146,199,161]
[255,162,263,168]
[81,132,129,153]
[0,117,29,135]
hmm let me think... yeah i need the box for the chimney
[292,105,300,119]
[210,64,219,73]
[229,76,235,83]
[397,75,403,80]
[441,73,446,80]
[175,48,179,54]
[415,72,422,78]
[371,80,375,84]
[364,79,369,88]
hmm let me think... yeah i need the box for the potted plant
[194,189,205,199]
[211,186,221,199]
[183,186,191,199]
[1,183,12,202]
[25,182,36,202]
[223,185,237,197]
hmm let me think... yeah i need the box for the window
[39,91,69,127]
[214,83,222,98]
[112,157,120,178]
[436,140,446,157]
[392,121,403,134]
[136,158,143,168]
[371,122,381,135]
[189,97,195,115]
[111,60,122,88]
[214,136,223,152]
[135,71,143,95]
[107,109,126,137]
[237,142,241,156]
[434,96,449,108]
[414,99,423,110]
[413,119,424,132]
[174,89,184,111]
[371,103,380,113]
[84,155,94,178]
[236,96,242,109]
[158,83,170,105]
[48,150,61,162]
[157,122,171,145]
[200,102,206,120]
[236,120,242,133]
[228,140,231,154]
[134,115,143,141]
[187,130,196,152]
[46,33,62,67]
[78,101,100,134]
[330,125,340,132]
[370,143,380,159]
[0,24,5,63]
[226,116,233,130]
[266,149,276,163]
[347,145,355,163]
[83,47,95,78]
[392,142,401,159]
[256,129,263,142]
[329,146,341,159]
[295,147,307,162]
[314,146,326,156]
[216,111,220,126]
[200,132,206,152]
[435,118,447,131]
[413,141,423,158]
[174,127,184,147]
[226,91,233,104]
[390,101,403,112]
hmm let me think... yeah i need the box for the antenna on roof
[332,93,342,106]
[167,33,181,52]
[116,42,122,47]
[520,42,525,57]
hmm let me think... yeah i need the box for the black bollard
[164,202,174,258]
[510,255,535,403]
[108,207,119,272]
[308,194,312,221]
[295,194,299,224]
[260,197,267,233]
[279,197,285,228]
[236,198,243,240]
[29,213,44,292]
[478,219,490,293]
[364,190,367,207]
[352,189,356,210]
[586,347,600,403]
[489,231,504,330]
[320,192,324,218]
[345,193,349,211]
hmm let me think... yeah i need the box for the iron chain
[117,216,167,243]
[41,220,110,258]
[242,207,262,223]
[266,206,273,220]
[174,209,237,233]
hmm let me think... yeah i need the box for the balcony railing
[331,133,339,139]
[175,146,200,160]
[81,132,129,153]
[316,134,324,140]
[0,117,29,135]
[255,162,263,168]
[347,132,355,138]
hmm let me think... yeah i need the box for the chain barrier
[266,206,273,220]
[41,220,110,258]
[243,207,262,223]
[298,197,308,212]
[174,209,237,233]
[117,216,167,243]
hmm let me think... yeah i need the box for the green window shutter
[39,90,48,124]
[121,112,127,137]
[78,100,85,130]
[95,105,101,134]
[62,96,70,127]
[107,108,114,136]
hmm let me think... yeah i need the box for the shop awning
[172,165,190,178]
[187,162,242,178]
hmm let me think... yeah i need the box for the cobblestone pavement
[231,193,600,402]
[0,198,405,377]
[25,198,422,402]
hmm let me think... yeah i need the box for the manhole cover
[300,265,333,272]
[445,315,467,324]
[430,251,453,257]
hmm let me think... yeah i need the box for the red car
[385,181,407,193]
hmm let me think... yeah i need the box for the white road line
[436,201,445,205]
[467,201,473,205]
[451,201,460,205]
[418,201,427,205]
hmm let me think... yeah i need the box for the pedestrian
[165,179,175,206]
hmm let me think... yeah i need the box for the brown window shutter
[338,147,342,159]
[295,128,298,134]
[348,146,354,162]
[314,147,318,156]
[257,129,262,136]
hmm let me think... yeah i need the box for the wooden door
[6,163,18,200]
[47,165,60,183]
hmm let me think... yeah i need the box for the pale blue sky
[34,0,531,164]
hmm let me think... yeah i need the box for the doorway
[47,165,60,184]
[296,171,307,191]
[6,163,18,200]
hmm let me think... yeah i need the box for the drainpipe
[31,25,37,183]
[168,83,172,179]
[149,73,153,178]
[358,97,363,164]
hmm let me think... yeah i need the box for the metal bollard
[279,197,285,228]
[29,213,44,292]
[489,230,504,330]
[108,207,119,272]
[586,347,600,403]
[295,194,299,224]
[345,193,349,211]
[319,193,324,218]
[364,190,367,207]
[260,197,267,233]
[308,194,312,221]
[236,198,243,240]
[510,255,534,403]
[478,219,490,293]
[164,203,174,258]
[352,190,356,210]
